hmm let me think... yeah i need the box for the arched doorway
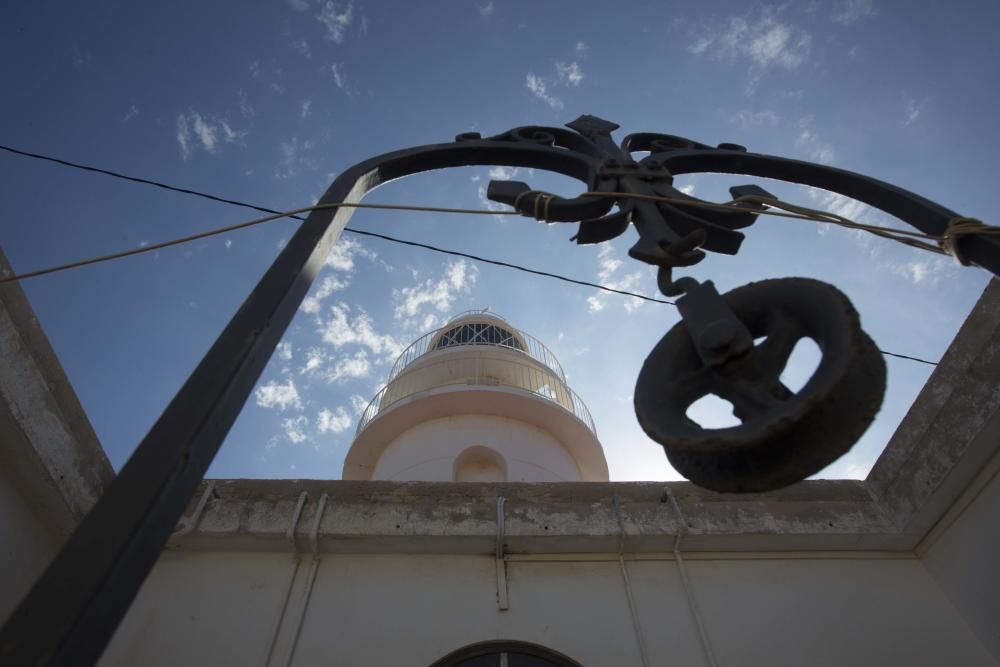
[429,640,585,667]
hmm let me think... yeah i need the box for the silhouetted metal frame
[1,117,997,666]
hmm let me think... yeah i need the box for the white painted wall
[370,415,583,482]
[98,552,997,667]
[0,464,61,625]
[923,463,1000,662]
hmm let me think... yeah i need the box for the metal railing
[386,322,566,384]
[356,356,596,436]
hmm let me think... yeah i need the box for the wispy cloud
[175,110,244,160]
[325,237,376,272]
[288,0,310,10]
[478,0,494,16]
[688,10,812,92]
[902,95,929,127]
[526,72,563,109]
[555,61,583,86]
[575,41,588,54]
[281,415,310,443]
[317,406,352,433]
[277,341,293,361]
[729,109,779,128]
[275,136,317,178]
[330,63,347,89]
[237,89,255,118]
[795,117,835,165]
[122,104,139,123]
[302,275,349,315]
[586,244,646,314]
[831,0,875,25]
[393,260,478,321]
[255,378,303,411]
[289,37,312,59]
[327,350,371,383]
[318,302,404,360]
[300,99,313,120]
[316,1,353,43]
[249,60,285,95]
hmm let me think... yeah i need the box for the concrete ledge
[168,479,898,554]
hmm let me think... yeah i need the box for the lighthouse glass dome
[344,310,609,482]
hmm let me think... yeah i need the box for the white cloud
[831,0,875,25]
[687,36,712,55]
[275,136,317,179]
[225,239,233,249]
[302,275,349,314]
[330,63,347,89]
[526,72,563,109]
[795,119,836,165]
[729,109,779,128]
[324,350,371,383]
[478,0,494,16]
[393,259,478,320]
[317,406,352,433]
[249,60,285,95]
[678,184,696,196]
[316,1,353,43]
[556,61,583,86]
[688,12,812,92]
[237,89,255,118]
[587,244,646,314]
[288,0,310,10]
[887,257,955,287]
[290,37,312,59]
[175,110,244,159]
[282,415,310,443]
[300,99,313,120]
[325,237,376,271]
[575,41,588,54]
[255,378,303,411]
[902,95,929,127]
[300,346,326,375]
[488,166,519,181]
[319,302,404,359]
[349,394,369,415]
[277,341,293,361]
[122,104,139,122]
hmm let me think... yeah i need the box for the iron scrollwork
[456,114,997,492]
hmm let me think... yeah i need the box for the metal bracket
[495,496,509,611]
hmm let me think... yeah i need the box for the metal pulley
[634,277,886,493]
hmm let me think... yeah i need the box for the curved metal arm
[2,114,995,667]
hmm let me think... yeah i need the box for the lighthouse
[343,310,609,482]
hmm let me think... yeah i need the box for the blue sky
[1,0,997,481]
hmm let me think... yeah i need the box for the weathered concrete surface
[868,278,1000,541]
[0,248,115,624]
[0,249,114,526]
[168,479,898,554]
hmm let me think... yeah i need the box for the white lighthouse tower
[343,310,609,482]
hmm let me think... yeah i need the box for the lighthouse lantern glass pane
[434,323,524,351]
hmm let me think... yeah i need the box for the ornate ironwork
[2,115,998,666]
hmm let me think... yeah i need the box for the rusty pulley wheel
[634,278,886,493]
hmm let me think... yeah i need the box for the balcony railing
[386,323,566,384]
[356,356,595,436]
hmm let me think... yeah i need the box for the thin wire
[0,143,939,364]
[0,196,676,303]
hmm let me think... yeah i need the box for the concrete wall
[99,551,996,667]
[372,415,583,482]
[923,456,1000,662]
